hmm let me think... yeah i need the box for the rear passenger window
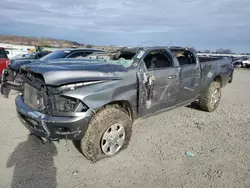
[172,50,196,66]
[144,51,173,70]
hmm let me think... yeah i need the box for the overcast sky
[0,0,250,52]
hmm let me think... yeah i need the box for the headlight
[54,95,88,112]
[57,80,104,92]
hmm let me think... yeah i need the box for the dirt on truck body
[1,46,234,162]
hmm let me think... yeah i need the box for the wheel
[240,63,247,68]
[74,106,132,162]
[198,81,222,112]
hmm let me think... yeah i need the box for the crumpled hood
[10,59,39,71]
[21,59,128,86]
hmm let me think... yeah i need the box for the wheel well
[213,75,222,87]
[104,100,134,121]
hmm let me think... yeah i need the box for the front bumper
[15,95,93,140]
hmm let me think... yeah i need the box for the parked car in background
[233,57,250,67]
[0,48,105,97]
[11,51,51,61]
[11,54,29,59]
[0,47,10,81]
[5,49,29,59]
[242,58,250,67]
[3,46,234,162]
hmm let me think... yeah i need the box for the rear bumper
[15,95,93,140]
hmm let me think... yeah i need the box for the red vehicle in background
[0,47,10,81]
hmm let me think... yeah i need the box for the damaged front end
[12,56,132,142]
[15,70,94,142]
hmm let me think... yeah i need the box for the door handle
[168,75,177,79]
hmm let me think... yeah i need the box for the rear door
[137,48,180,116]
[176,49,201,103]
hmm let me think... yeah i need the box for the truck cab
[136,46,202,116]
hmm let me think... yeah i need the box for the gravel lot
[0,68,250,188]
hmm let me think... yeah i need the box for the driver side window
[143,50,173,70]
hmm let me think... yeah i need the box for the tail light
[5,60,10,67]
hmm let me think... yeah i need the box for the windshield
[86,50,137,67]
[40,50,70,61]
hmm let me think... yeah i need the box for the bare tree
[224,49,232,54]
[204,49,210,53]
[216,48,224,54]
[216,48,233,54]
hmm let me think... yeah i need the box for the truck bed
[198,56,231,63]
[199,56,233,91]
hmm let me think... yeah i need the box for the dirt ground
[0,68,249,188]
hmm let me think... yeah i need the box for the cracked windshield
[0,0,249,188]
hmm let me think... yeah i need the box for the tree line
[199,48,250,55]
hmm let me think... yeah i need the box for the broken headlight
[54,95,88,112]
[57,80,104,92]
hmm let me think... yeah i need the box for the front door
[137,49,180,116]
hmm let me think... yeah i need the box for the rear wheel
[73,106,132,162]
[198,81,222,112]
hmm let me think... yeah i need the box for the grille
[23,83,44,110]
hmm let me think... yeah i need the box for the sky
[0,0,250,52]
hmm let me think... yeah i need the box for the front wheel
[198,81,222,112]
[74,106,132,162]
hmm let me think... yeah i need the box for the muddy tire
[74,106,132,162]
[198,81,222,112]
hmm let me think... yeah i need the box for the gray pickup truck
[2,46,234,162]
